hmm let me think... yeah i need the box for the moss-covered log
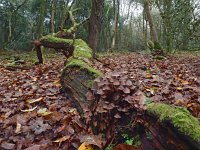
[147,103,200,148]
[60,39,199,149]
[60,39,102,113]
[32,10,89,64]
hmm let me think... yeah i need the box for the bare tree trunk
[8,16,12,42]
[143,10,147,50]
[88,0,104,57]
[144,0,158,43]
[35,0,46,64]
[50,0,56,33]
[111,0,120,50]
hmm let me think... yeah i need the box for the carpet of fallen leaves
[95,53,200,118]
[0,52,199,149]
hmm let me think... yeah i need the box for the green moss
[154,55,166,60]
[41,37,92,59]
[67,23,79,33]
[85,80,95,87]
[74,39,92,58]
[66,58,102,78]
[154,42,162,49]
[41,35,73,44]
[147,103,200,141]
[67,39,102,78]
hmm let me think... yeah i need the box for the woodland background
[0,0,199,53]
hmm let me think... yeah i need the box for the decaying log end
[147,103,200,146]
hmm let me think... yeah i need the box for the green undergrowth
[0,49,64,66]
[147,103,200,141]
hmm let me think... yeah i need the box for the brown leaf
[114,113,121,119]
[111,72,120,77]
[123,87,131,94]
[79,134,102,148]
[1,141,15,150]
[30,119,51,135]
[86,90,94,101]
[57,125,66,133]
[24,145,40,150]
[126,80,133,86]
[114,144,139,150]
[113,80,120,86]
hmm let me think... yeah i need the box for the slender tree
[88,0,104,57]
[111,0,120,50]
[144,1,158,44]
[50,0,57,33]
[35,0,47,64]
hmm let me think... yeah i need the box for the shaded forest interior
[0,0,200,150]
[0,0,199,52]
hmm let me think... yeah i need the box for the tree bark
[50,0,56,33]
[111,0,120,50]
[36,0,46,39]
[144,0,158,43]
[88,0,104,57]
[35,0,46,64]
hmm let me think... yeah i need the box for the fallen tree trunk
[60,39,102,114]
[60,39,200,149]
[32,10,89,64]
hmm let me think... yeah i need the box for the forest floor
[0,51,200,149]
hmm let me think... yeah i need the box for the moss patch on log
[147,103,200,141]
[64,39,102,78]
[66,23,79,33]
[41,35,73,44]
[66,58,102,78]
[74,39,93,58]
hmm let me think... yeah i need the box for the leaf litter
[0,53,199,149]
